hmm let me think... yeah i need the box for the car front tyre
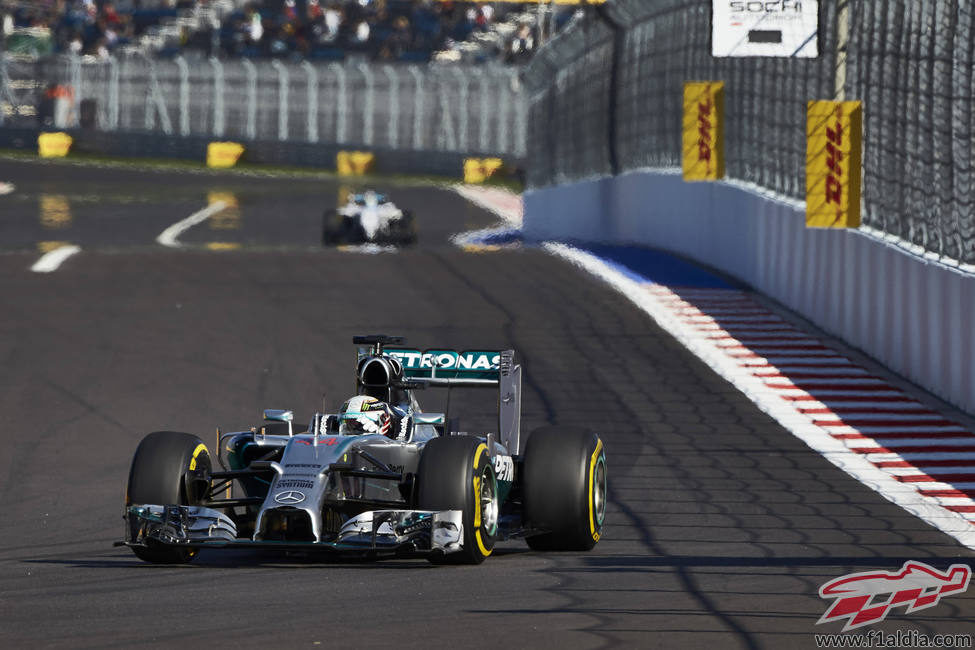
[417,435,498,564]
[126,431,212,564]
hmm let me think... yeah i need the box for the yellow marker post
[463,158,504,184]
[207,142,245,168]
[207,191,241,231]
[38,132,73,158]
[805,100,862,229]
[682,82,725,181]
[337,151,375,176]
[39,195,72,229]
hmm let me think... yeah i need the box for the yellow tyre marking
[473,475,482,528]
[588,438,604,540]
[476,530,492,557]
[189,443,208,471]
[472,443,492,557]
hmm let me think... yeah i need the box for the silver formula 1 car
[119,335,607,564]
[322,191,417,246]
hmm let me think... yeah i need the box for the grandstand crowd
[0,0,579,63]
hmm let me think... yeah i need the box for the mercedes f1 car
[119,335,607,564]
[322,191,416,246]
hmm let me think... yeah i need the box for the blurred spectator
[505,22,533,64]
[0,0,577,64]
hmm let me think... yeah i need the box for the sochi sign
[712,1,819,58]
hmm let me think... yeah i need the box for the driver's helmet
[338,395,392,436]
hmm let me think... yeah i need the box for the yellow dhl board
[464,158,504,184]
[207,142,245,168]
[805,100,862,228]
[38,132,73,158]
[337,151,375,176]
[682,82,725,181]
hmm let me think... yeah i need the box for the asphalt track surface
[1,158,974,649]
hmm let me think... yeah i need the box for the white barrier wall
[524,169,975,414]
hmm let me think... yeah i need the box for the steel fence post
[595,5,624,176]
[70,53,82,127]
[358,62,374,147]
[144,58,155,131]
[209,57,225,137]
[513,73,526,159]
[479,73,490,154]
[144,56,173,135]
[0,53,6,127]
[175,56,190,136]
[409,65,423,150]
[108,55,119,129]
[835,0,850,101]
[302,61,318,143]
[329,62,347,144]
[242,59,257,141]
[272,60,289,141]
[451,66,469,152]
[438,70,456,151]
[383,65,399,149]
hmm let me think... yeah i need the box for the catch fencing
[0,54,526,159]
[524,0,975,265]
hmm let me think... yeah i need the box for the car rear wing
[386,348,523,455]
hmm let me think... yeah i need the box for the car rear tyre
[322,209,343,245]
[417,435,498,565]
[397,211,417,246]
[523,426,606,551]
[126,431,212,564]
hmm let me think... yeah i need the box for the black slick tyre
[417,435,498,565]
[322,209,343,245]
[523,426,607,551]
[126,431,212,564]
[397,211,417,245]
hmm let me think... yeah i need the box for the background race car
[322,191,417,246]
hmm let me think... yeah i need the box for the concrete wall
[524,169,975,414]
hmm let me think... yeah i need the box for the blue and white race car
[322,191,417,246]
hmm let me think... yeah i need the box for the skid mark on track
[545,242,975,550]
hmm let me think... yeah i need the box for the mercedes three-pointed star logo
[274,490,306,505]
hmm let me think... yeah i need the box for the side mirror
[263,409,294,436]
[263,409,293,422]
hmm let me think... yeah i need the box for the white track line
[156,201,227,248]
[31,245,81,273]
[452,185,522,227]
[544,241,975,549]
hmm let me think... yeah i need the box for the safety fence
[0,54,526,160]
[523,0,975,266]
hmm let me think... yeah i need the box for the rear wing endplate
[386,348,522,455]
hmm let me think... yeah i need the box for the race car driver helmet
[338,395,392,436]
